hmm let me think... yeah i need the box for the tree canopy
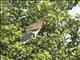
[0,0,80,60]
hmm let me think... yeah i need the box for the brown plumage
[22,16,48,44]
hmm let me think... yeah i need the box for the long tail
[21,32,30,44]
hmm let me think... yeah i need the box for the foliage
[0,0,80,60]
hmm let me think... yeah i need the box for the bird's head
[42,16,49,21]
[40,16,49,25]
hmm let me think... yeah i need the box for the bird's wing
[26,21,43,31]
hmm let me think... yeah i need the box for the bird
[21,16,48,44]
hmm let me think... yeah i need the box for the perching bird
[22,16,48,44]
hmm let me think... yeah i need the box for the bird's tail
[21,32,30,44]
